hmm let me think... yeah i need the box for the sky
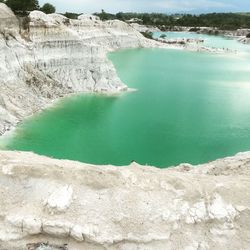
[39,0,250,14]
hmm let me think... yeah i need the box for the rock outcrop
[0,3,19,29]
[238,37,250,44]
[0,150,250,249]
[130,23,161,33]
[0,4,157,135]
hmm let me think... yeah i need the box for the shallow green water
[1,35,250,167]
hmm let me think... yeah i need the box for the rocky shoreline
[156,25,250,37]
[162,25,250,43]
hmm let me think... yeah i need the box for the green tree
[140,32,153,39]
[6,0,39,13]
[63,12,79,19]
[97,9,115,21]
[116,12,124,21]
[142,14,151,25]
[40,3,55,14]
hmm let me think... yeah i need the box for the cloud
[39,0,247,13]
[153,0,236,12]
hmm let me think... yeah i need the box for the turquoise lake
[1,33,250,167]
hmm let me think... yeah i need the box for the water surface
[1,34,250,167]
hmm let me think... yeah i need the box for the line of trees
[94,11,250,30]
[0,0,56,14]
[1,0,250,30]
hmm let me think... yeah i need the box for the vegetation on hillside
[96,9,116,21]
[5,0,39,12]
[63,12,80,19]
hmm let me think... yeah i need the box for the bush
[63,12,79,19]
[160,34,167,39]
[6,0,39,13]
[189,27,200,32]
[40,3,55,14]
[95,9,115,21]
[141,32,153,39]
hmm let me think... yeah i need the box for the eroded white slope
[0,150,250,249]
[0,4,156,135]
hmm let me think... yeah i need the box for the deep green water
[1,34,250,167]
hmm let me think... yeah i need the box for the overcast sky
[39,0,250,14]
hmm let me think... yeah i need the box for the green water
[1,35,250,167]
